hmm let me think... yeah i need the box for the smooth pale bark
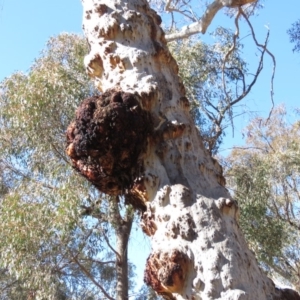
[80,0,300,299]
[116,223,131,300]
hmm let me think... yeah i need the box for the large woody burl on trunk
[66,0,300,298]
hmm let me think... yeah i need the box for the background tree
[165,0,274,154]
[0,28,255,298]
[0,33,136,299]
[135,284,164,299]
[225,106,300,290]
[169,30,249,154]
[0,29,249,299]
[1,0,297,298]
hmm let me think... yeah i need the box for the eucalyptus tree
[226,106,300,290]
[67,0,299,299]
[0,27,250,298]
[0,33,136,299]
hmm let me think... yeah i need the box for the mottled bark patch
[66,89,152,196]
[144,250,189,296]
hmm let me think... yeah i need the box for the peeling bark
[66,0,300,299]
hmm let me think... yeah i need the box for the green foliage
[226,106,300,288]
[0,33,135,299]
[0,25,276,298]
[288,19,300,53]
[230,156,287,262]
[135,284,163,300]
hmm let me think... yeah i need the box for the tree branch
[79,258,115,265]
[72,256,115,300]
[0,159,56,190]
[102,229,121,260]
[165,0,198,23]
[222,9,241,103]
[165,0,257,42]
[240,9,276,122]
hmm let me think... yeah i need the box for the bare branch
[206,7,273,153]
[269,196,300,231]
[102,228,121,260]
[230,146,271,152]
[0,278,19,293]
[167,7,197,21]
[221,9,241,138]
[72,256,115,300]
[165,0,198,22]
[222,9,241,102]
[165,0,257,42]
[164,0,173,11]
[0,159,56,190]
[240,9,276,122]
[50,141,71,165]
[79,258,115,265]
[166,0,223,41]
[201,12,266,154]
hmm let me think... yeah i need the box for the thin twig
[0,159,56,190]
[222,9,241,100]
[73,256,115,300]
[240,9,276,123]
[222,9,241,138]
[102,229,121,260]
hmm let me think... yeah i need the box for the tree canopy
[226,106,300,289]
[1,0,299,297]
[0,27,268,298]
[0,33,137,299]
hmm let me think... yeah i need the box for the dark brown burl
[273,288,300,300]
[66,89,152,195]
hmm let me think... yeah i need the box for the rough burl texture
[66,89,152,195]
[144,250,190,299]
[274,288,300,300]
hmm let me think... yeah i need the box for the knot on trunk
[144,250,190,296]
[66,89,152,195]
[216,197,239,219]
[141,211,157,236]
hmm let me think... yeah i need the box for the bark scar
[154,115,186,141]
[216,197,239,219]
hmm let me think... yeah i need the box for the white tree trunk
[78,0,300,298]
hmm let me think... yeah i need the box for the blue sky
[1,0,300,293]
[1,0,299,151]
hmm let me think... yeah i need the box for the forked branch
[165,0,257,42]
[202,7,276,154]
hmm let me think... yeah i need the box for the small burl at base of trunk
[145,250,190,298]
